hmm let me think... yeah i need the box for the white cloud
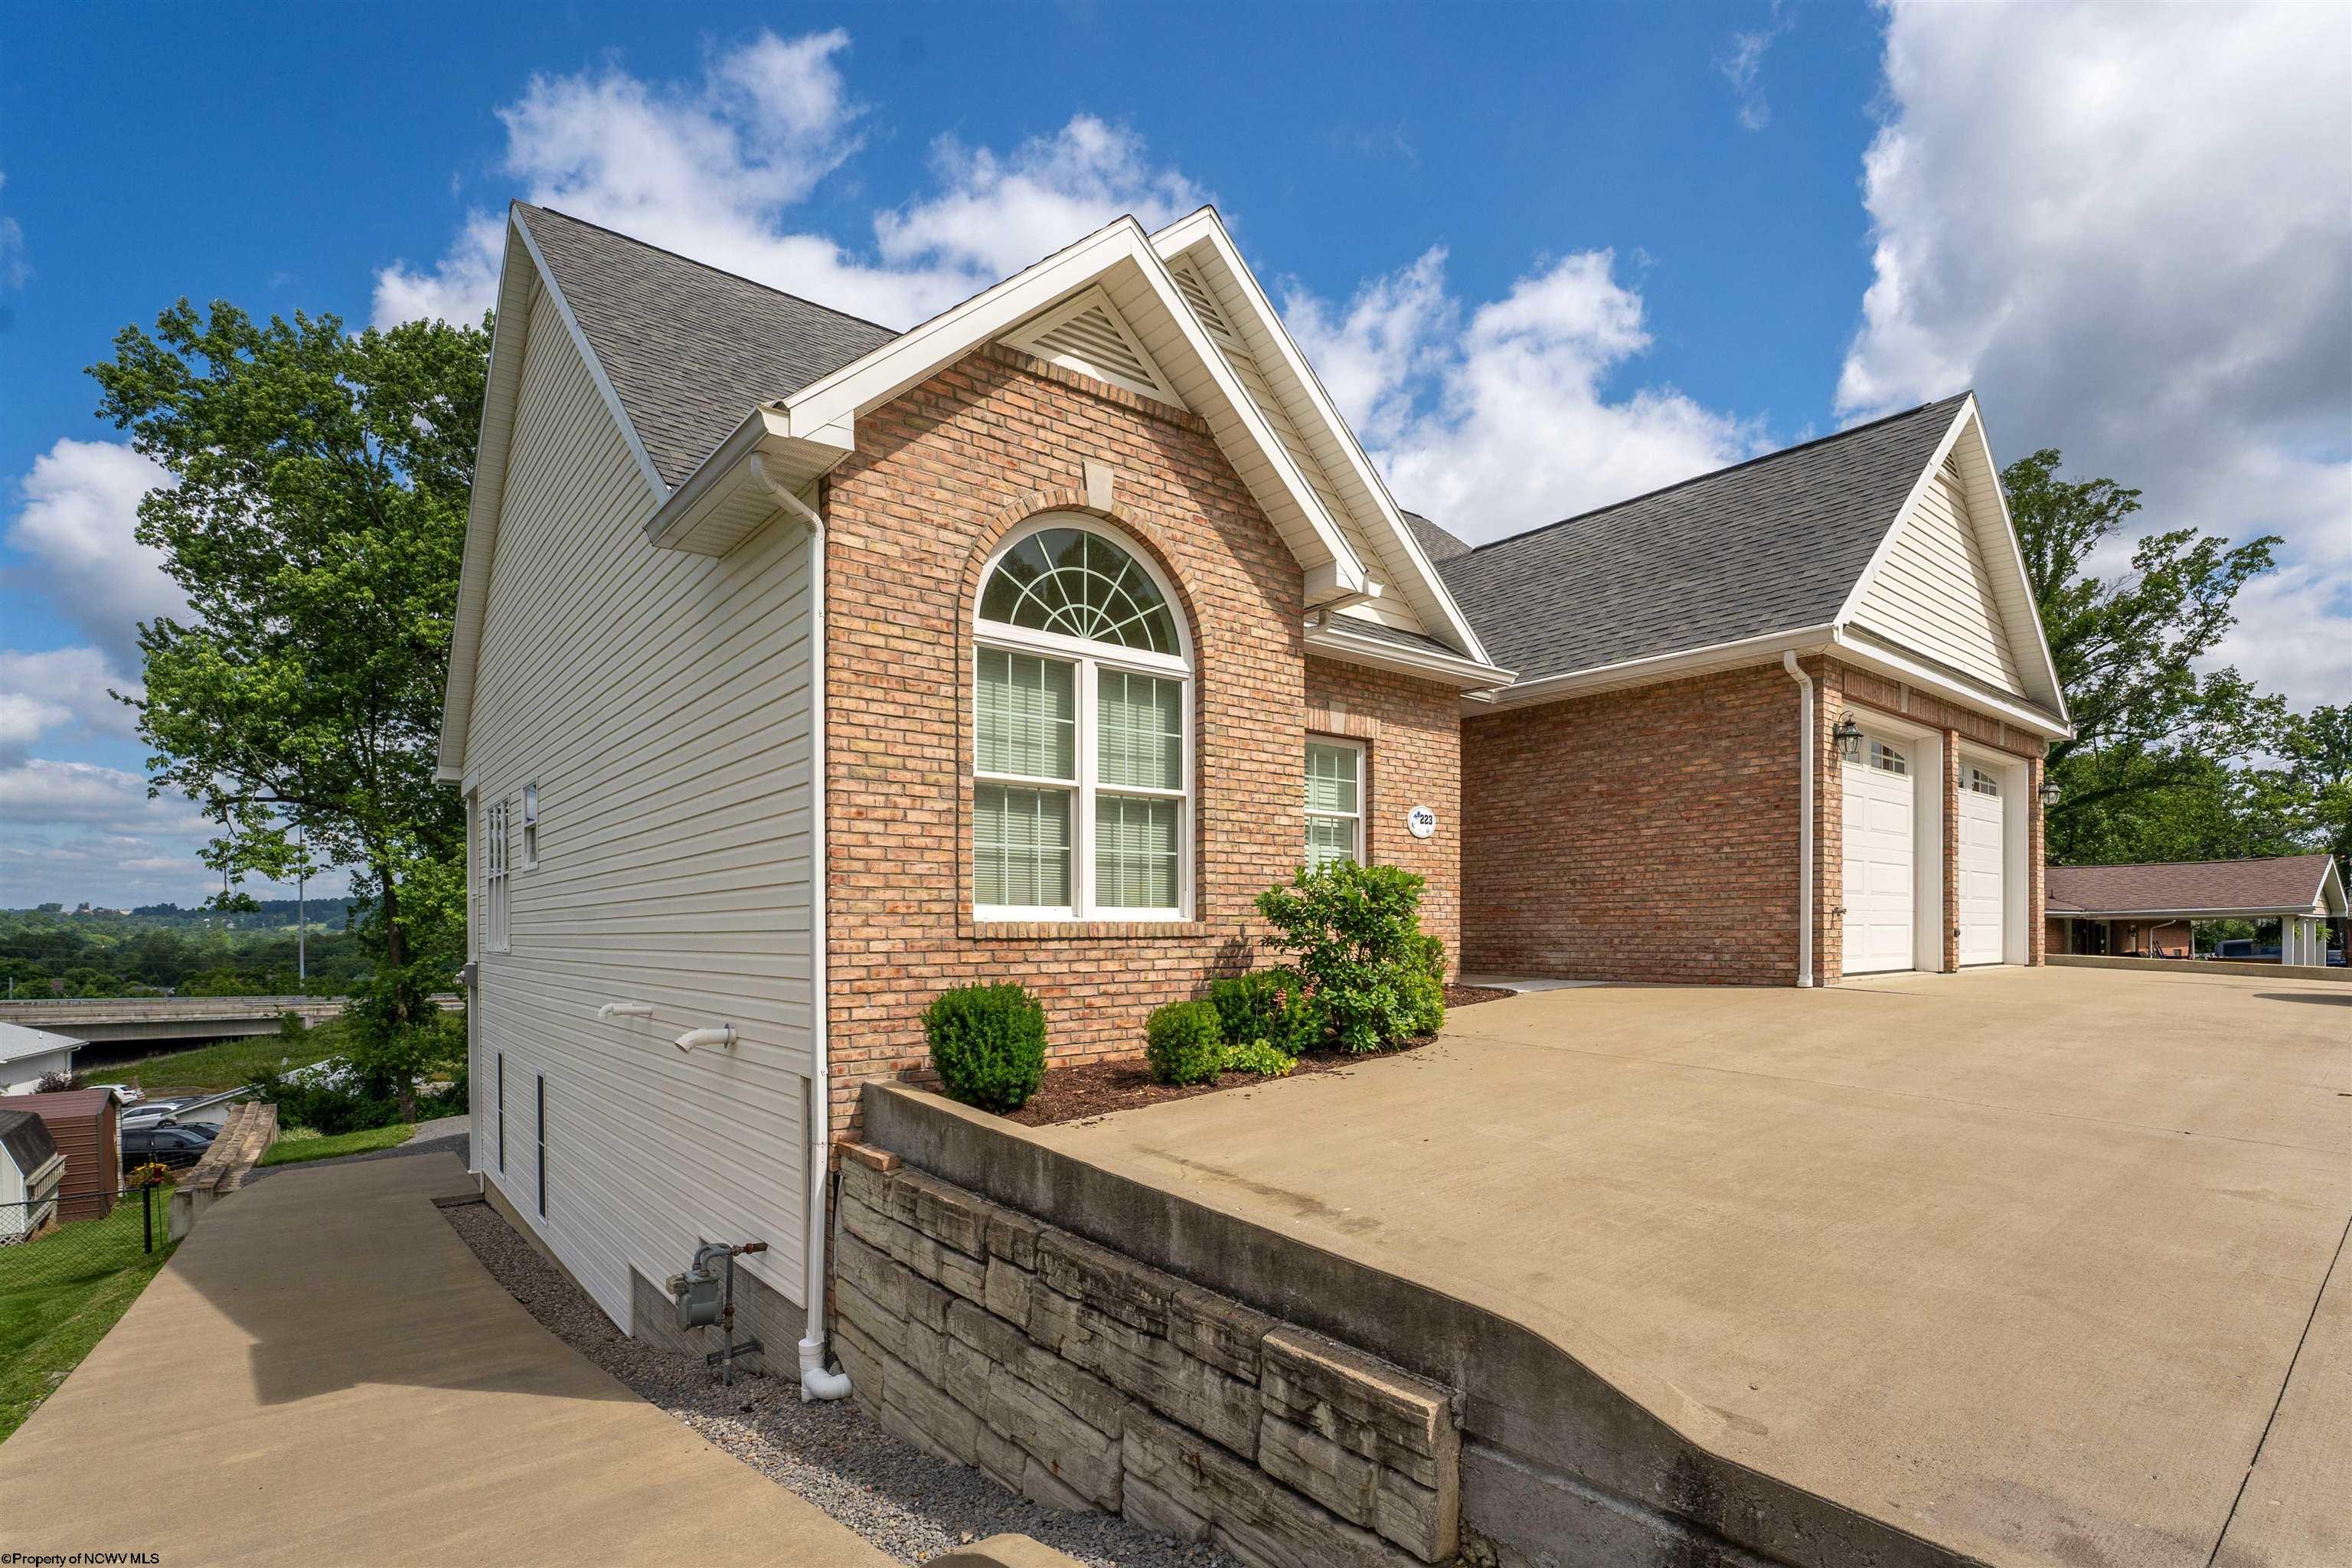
[1840,0,2352,710]
[1717,3,1794,132]
[374,31,1207,332]
[0,759,196,832]
[1285,247,1764,541]
[875,116,1207,279]
[0,648,141,759]
[5,438,185,667]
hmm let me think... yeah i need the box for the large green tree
[2002,449,2283,862]
[91,301,488,983]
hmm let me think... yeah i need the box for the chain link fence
[0,1184,167,1288]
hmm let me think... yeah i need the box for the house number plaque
[1406,805,1438,838]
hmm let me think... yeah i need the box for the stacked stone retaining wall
[833,1143,1460,1567]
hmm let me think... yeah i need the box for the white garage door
[1841,736,1916,974]
[1957,765,2005,965]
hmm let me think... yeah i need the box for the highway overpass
[0,995,456,1051]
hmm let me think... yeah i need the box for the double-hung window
[973,521,1191,921]
[1305,740,1364,868]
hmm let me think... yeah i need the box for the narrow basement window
[495,1053,505,1173]
[535,1073,547,1218]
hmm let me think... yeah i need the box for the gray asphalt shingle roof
[516,204,901,491]
[1429,395,1970,683]
[2045,854,2339,915]
[1401,510,1474,564]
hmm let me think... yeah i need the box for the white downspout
[760,462,852,1403]
[1782,652,1815,988]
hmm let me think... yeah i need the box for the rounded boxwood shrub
[925,982,1047,1112]
[1145,1000,1224,1086]
[1207,969,1321,1057]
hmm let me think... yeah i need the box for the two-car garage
[1838,715,2029,975]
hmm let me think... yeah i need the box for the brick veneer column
[1940,727,1962,973]
[1809,658,1844,987]
[2027,753,2047,965]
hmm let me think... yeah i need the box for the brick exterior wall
[822,344,1462,1132]
[1461,665,1805,985]
[1461,656,2051,987]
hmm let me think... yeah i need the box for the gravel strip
[443,1197,1240,1568]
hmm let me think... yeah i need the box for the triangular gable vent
[1171,263,1239,347]
[1003,286,1181,405]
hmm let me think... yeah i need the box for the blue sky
[3,2,2347,907]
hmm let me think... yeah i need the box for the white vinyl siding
[1854,468,2025,694]
[463,286,818,1334]
[1305,740,1364,868]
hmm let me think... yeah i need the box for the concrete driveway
[1031,965,2350,1568]
[0,1152,886,1567]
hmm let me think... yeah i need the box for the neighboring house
[0,1109,66,1243]
[0,1020,83,1096]
[437,202,2067,1391]
[2047,853,2347,964]
[0,1089,119,1223]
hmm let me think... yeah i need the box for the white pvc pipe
[1783,652,1815,988]
[673,1024,735,1054]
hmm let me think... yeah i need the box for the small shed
[0,1021,83,1096]
[0,1089,119,1222]
[0,1109,66,1241]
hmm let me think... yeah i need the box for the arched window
[972,520,1191,920]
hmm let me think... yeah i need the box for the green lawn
[258,1122,415,1167]
[103,1024,346,1096]
[0,1191,175,1442]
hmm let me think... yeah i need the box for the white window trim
[484,798,511,953]
[1305,737,1367,868]
[972,518,1193,923]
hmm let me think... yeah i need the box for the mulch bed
[999,982,1515,1127]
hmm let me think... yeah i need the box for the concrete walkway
[0,1151,887,1568]
[1034,965,2351,1568]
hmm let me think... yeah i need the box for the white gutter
[1783,652,1815,988]
[756,465,852,1404]
[1481,624,1839,712]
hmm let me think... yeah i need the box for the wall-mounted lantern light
[2039,778,2061,808]
[1831,717,1865,765]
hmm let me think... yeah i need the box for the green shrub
[1145,1000,1224,1086]
[1255,861,1439,1054]
[1207,970,1321,1056]
[1403,934,1449,1037]
[1217,1038,1297,1078]
[925,983,1047,1112]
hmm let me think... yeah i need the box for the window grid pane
[1305,743,1358,815]
[977,648,1076,780]
[1098,670,1184,791]
[1095,794,1179,910]
[1306,814,1359,870]
[978,528,1180,654]
[975,785,1072,907]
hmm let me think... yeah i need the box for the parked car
[2213,939,2282,962]
[83,1083,144,1105]
[120,1122,216,1171]
[120,1098,194,1124]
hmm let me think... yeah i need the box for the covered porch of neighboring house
[2044,852,2348,966]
